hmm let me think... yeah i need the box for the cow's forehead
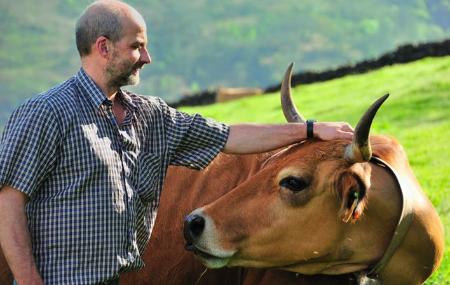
[269,140,351,167]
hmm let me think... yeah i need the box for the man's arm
[223,122,353,154]
[0,186,43,285]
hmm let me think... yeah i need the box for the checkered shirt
[0,68,229,284]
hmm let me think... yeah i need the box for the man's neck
[81,60,118,100]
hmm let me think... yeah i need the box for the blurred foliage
[0,0,449,127]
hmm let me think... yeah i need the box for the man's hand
[0,186,43,285]
[313,122,354,141]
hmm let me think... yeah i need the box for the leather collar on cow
[353,157,415,285]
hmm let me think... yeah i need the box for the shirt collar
[76,68,139,112]
[76,68,109,109]
[118,90,138,112]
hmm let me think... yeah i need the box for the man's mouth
[131,63,144,75]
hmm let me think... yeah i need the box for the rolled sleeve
[160,100,229,170]
[0,99,60,197]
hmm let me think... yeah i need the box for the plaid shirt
[0,68,229,284]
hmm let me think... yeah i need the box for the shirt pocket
[136,152,161,203]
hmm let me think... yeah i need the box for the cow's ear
[336,172,367,223]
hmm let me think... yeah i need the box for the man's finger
[341,123,354,132]
[338,130,354,140]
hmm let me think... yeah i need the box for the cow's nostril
[184,214,205,243]
[188,214,205,237]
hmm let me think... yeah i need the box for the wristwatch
[306,119,316,139]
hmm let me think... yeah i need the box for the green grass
[181,56,450,284]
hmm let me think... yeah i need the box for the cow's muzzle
[183,210,234,268]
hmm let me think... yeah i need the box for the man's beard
[106,53,142,89]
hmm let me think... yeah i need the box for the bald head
[75,0,146,57]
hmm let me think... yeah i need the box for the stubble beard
[106,52,141,90]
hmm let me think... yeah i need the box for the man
[0,1,353,284]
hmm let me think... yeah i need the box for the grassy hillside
[0,0,449,117]
[181,56,450,284]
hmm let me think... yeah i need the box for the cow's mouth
[185,242,231,268]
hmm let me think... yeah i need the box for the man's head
[76,0,151,90]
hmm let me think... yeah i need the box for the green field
[181,56,450,284]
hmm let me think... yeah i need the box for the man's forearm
[223,123,306,154]
[223,122,354,154]
[0,186,43,285]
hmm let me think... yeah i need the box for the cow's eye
[279,176,309,192]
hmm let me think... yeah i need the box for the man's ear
[95,36,110,58]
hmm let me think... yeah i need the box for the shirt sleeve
[159,99,230,170]
[0,98,60,197]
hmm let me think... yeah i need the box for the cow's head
[184,63,389,275]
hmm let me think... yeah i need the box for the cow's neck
[333,157,414,284]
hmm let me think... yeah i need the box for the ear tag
[342,191,360,223]
[351,191,361,220]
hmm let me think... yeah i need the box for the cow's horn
[344,94,389,162]
[281,62,306,123]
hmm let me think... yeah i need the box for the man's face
[105,17,151,88]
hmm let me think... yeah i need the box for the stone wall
[169,39,450,108]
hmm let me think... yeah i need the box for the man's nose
[140,47,151,64]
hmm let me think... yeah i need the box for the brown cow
[121,153,361,284]
[180,65,444,284]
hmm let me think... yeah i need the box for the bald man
[0,1,353,284]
